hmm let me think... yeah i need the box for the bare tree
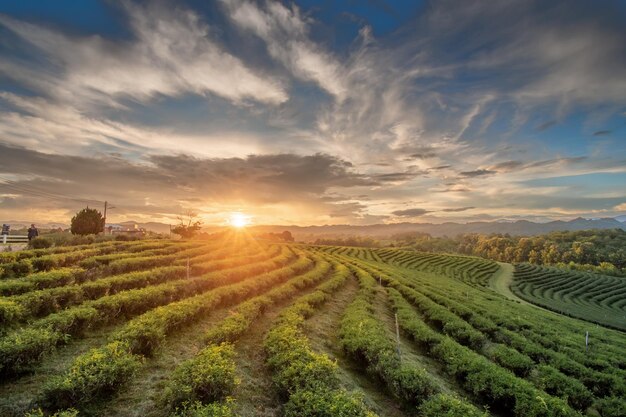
[172,211,203,238]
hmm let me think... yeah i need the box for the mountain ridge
[2,217,624,238]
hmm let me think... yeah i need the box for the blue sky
[0,0,624,225]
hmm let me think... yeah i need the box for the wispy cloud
[0,2,287,106]
[221,0,346,98]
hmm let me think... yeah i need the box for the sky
[0,0,625,227]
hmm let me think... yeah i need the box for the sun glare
[229,212,250,228]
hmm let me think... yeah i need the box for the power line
[0,176,105,205]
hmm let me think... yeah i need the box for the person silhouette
[28,224,39,241]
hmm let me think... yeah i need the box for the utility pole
[102,201,116,234]
[103,201,107,234]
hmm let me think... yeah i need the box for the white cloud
[0,2,288,106]
[222,0,346,98]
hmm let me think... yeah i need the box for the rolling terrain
[0,235,624,417]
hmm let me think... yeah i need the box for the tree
[281,231,294,242]
[71,207,105,235]
[172,211,203,239]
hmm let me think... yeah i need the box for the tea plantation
[0,235,624,417]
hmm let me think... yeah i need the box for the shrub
[533,365,594,411]
[595,397,626,417]
[284,388,376,417]
[488,344,534,377]
[29,237,53,249]
[163,343,238,410]
[419,394,487,417]
[172,399,236,417]
[42,341,141,410]
[0,327,62,375]
[0,299,24,325]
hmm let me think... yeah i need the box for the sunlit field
[0,234,624,417]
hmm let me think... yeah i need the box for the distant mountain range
[244,217,626,240]
[2,217,625,240]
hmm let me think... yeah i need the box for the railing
[1,235,29,244]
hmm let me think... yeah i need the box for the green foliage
[532,365,594,411]
[338,267,437,406]
[171,399,236,417]
[29,237,53,249]
[488,344,534,377]
[284,388,376,417]
[396,229,626,275]
[42,341,140,410]
[163,343,238,410]
[71,207,105,236]
[594,397,626,417]
[512,263,626,331]
[264,263,376,416]
[1,240,625,416]
[419,394,487,417]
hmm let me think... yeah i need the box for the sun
[229,212,250,228]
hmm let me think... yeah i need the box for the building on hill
[106,223,146,237]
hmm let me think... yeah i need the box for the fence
[1,235,29,244]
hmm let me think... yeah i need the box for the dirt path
[305,278,409,417]
[230,300,292,417]
[488,262,530,305]
[371,286,460,397]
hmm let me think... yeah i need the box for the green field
[511,264,626,331]
[0,236,624,417]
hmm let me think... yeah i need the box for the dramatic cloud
[0,143,377,223]
[0,2,287,105]
[0,0,624,225]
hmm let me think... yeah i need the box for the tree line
[393,229,625,276]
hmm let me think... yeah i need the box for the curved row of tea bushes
[512,263,626,331]
[0,248,294,376]
[338,266,438,406]
[1,245,285,326]
[264,263,377,416]
[163,255,336,416]
[41,255,316,411]
[352,257,598,413]
[385,287,578,417]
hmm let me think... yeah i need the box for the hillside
[0,236,624,417]
[247,217,626,239]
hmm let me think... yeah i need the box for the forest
[316,229,626,276]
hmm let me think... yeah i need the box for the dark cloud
[593,130,611,136]
[373,171,423,182]
[489,160,525,172]
[391,208,431,217]
[536,121,557,131]
[435,187,471,193]
[441,206,476,212]
[0,144,376,218]
[458,169,496,178]
[428,165,452,171]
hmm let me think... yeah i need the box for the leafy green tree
[70,207,105,235]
